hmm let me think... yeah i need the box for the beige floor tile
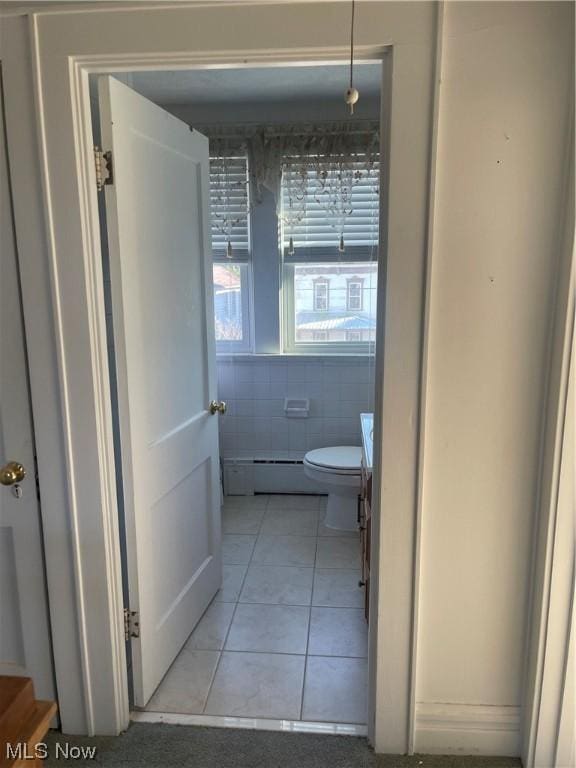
[308,607,367,657]
[204,652,305,719]
[240,564,313,606]
[252,534,317,567]
[260,508,319,536]
[312,569,364,608]
[222,494,269,509]
[186,601,235,651]
[146,649,220,715]
[302,656,367,724]
[267,494,320,510]
[225,604,309,654]
[315,537,360,569]
[222,507,265,535]
[214,564,247,603]
[222,534,256,565]
[317,519,360,538]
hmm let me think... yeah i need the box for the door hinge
[123,608,140,641]
[94,147,113,191]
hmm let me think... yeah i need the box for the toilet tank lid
[305,446,363,471]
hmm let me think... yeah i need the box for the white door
[99,76,222,707]
[0,79,55,701]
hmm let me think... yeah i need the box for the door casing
[0,0,502,755]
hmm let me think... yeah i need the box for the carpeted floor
[44,723,522,768]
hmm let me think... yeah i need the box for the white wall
[415,1,574,755]
[217,357,373,459]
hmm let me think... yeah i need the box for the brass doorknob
[0,461,26,486]
[209,400,227,415]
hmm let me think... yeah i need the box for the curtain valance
[195,121,379,206]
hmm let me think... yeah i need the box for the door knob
[209,400,227,415]
[0,461,26,486]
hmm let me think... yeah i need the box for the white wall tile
[341,365,370,384]
[221,416,237,435]
[252,363,270,382]
[235,400,255,417]
[269,363,287,382]
[341,383,367,401]
[235,417,254,433]
[216,357,374,462]
[252,417,272,435]
[287,365,307,383]
[270,417,289,436]
[235,363,254,383]
[305,363,323,382]
[268,381,287,399]
[235,381,255,399]
[260,399,284,417]
[252,382,270,399]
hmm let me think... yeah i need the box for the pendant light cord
[349,0,356,90]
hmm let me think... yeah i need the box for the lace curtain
[202,122,379,256]
[202,122,379,206]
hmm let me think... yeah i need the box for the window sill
[215,352,374,362]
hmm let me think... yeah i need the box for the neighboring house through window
[347,280,363,311]
[313,280,329,311]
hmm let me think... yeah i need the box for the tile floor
[145,494,368,725]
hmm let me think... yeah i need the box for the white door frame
[9,1,573,759]
[2,1,572,758]
[521,127,575,768]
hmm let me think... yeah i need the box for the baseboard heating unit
[222,457,318,496]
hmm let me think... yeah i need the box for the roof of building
[296,311,376,331]
[213,264,241,291]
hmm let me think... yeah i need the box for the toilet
[303,446,363,531]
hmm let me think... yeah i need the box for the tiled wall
[216,357,375,459]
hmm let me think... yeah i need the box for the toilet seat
[304,446,362,475]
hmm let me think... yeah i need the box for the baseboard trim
[414,702,521,756]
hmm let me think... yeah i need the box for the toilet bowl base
[323,492,359,532]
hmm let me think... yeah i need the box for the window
[213,263,250,342]
[281,154,379,352]
[347,280,363,311]
[281,155,379,259]
[209,142,380,356]
[210,154,252,351]
[286,262,378,348]
[313,280,329,311]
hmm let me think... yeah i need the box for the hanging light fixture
[344,0,359,115]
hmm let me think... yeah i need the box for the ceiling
[126,63,382,106]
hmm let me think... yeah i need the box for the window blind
[210,155,250,261]
[281,156,379,262]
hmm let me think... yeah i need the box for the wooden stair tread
[0,678,35,747]
[15,700,57,745]
[0,677,57,768]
